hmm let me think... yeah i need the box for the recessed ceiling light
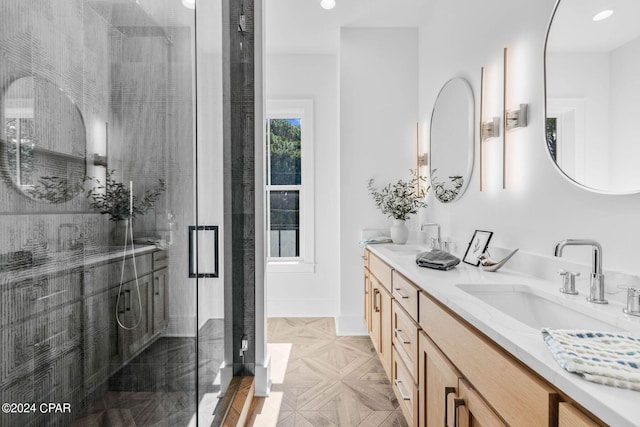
[182,0,195,10]
[320,0,336,10]
[592,10,613,21]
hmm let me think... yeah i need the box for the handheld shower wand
[115,180,142,330]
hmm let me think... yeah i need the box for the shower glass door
[0,1,227,426]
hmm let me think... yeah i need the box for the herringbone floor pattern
[248,318,408,427]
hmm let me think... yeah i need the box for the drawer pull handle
[394,379,411,401]
[373,289,381,313]
[155,276,160,295]
[453,397,465,427]
[394,328,411,344]
[394,288,409,299]
[444,386,456,427]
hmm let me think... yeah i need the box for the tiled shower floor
[71,319,224,427]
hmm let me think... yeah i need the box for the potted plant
[367,169,428,244]
[86,169,166,242]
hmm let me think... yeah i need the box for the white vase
[110,219,128,245]
[390,219,409,244]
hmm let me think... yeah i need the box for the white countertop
[0,244,159,284]
[368,243,640,427]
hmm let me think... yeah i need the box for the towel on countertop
[541,328,640,391]
[415,249,460,270]
[358,236,392,248]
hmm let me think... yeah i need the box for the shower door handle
[118,292,126,314]
[188,225,219,278]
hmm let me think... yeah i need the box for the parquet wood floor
[248,318,407,427]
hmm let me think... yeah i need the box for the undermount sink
[385,245,426,254]
[456,283,623,332]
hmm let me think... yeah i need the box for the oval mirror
[430,77,474,203]
[1,76,86,203]
[545,0,640,194]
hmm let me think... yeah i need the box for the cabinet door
[379,285,392,379]
[370,277,382,353]
[122,273,152,357]
[109,286,124,366]
[453,379,506,427]
[153,268,168,334]
[558,402,601,427]
[370,276,392,379]
[364,268,372,334]
[83,288,111,392]
[419,331,462,427]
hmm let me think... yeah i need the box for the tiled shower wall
[0,1,190,425]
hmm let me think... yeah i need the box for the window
[265,100,314,272]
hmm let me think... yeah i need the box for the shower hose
[115,181,142,330]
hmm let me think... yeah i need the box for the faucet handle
[559,269,580,295]
[623,287,640,317]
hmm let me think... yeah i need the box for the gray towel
[416,249,460,270]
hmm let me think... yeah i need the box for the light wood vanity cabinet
[365,250,394,379]
[362,250,610,427]
[420,291,558,427]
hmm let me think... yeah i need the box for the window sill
[266,261,316,274]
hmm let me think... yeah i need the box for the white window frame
[265,99,315,273]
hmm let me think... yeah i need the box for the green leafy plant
[25,175,85,204]
[86,169,165,221]
[431,169,464,203]
[368,170,428,221]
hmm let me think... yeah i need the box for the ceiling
[547,0,640,53]
[265,0,434,55]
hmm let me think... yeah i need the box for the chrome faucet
[421,223,441,250]
[554,239,607,304]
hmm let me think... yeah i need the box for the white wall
[338,28,418,334]
[418,0,640,278]
[610,36,640,189]
[265,54,340,317]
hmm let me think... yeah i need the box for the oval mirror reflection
[1,76,86,203]
[545,0,640,194]
[430,77,474,203]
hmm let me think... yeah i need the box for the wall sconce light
[506,104,528,130]
[481,117,500,141]
[416,122,427,193]
[320,0,336,10]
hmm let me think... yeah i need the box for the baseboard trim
[334,315,368,336]
[254,355,272,397]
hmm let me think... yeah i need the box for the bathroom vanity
[364,244,639,427]
[0,246,168,425]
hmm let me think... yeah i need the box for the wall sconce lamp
[481,117,500,141]
[506,104,528,130]
[320,0,336,10]
[416,123,428,194]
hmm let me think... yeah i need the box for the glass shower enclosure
[0,1,227,425]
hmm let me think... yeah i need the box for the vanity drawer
[369,252,392,292]
[420,292,558,427]
[109,254,152,285]
[392,348,418,427]
[392,300,418,381]
[363,249,370,269]
[153,250,168,269]
[392,271,419,321]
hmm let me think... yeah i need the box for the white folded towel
[542,328,640,391]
